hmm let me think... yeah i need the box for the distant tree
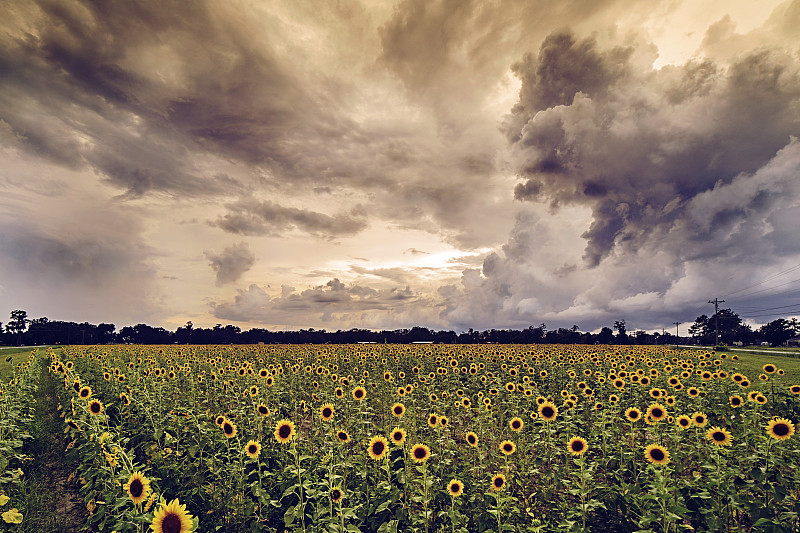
[6,310,28,346]
[759,319,796,347]
[596,327,614,344]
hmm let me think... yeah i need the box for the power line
[726,276,800,300]
[721,262,800,298]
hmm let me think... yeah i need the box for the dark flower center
[713,431,725,441]
[248,445,258,454]
[650,449,665,461]
[90,402,101,414]
[503,444,513,452]
[467,435,476,444]
[224,423,233,434]
[322,408,332,418]
[494,478,504,488]
[129,478,144,498]
[571,441,584,452]
[774,423,789,436]
[512,421,521,429]
[393,432,402,441]
[652,408,663,418]
[162,513,182,533]
[332,489,341,500]
[372,441,385,455]
[279,425,291,439]
[542,407,554,418]
[414,447,427,459]
[450,483,460,492]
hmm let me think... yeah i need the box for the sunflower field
[32,345,800,532]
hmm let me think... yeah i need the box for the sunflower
[538,401,558,422]
[245,440,261,459]
[390,427,407,446]
[687,387,700,397]
[567,436,588,456]
[491,473,506,491]
[646,403,668,422]
[465,431,478,447]
[274,419,296,444]
[644,444,670,465]
[427,413,439,428]
[78,386,92,400]
[447,479,464,497]
[319,404,335,422]
[336,430,350,443]
[790,385,800,395]
[499,440,516,456]
[150,498,195,533]
[391,403,406,417]
[352,387,366,401]
[257,404,270,416]
[222,419,237,439]
[692,411,708,427]
[509,417,524,432]
[124,471,151,504]
[215,415,225,426]
[330,486,344,503]
[765,418,795,441]
[88,399,103,416]
[763,364,777,374]
[367,436,389,460]
[676,415,693,430]
[410,443,431,463]
[706,426,732,446]
[625,407,642,422]
[729,395,744,408]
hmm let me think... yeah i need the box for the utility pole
[674,322,680,348]
[709,298,725,347]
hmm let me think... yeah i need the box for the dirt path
[19,358,87,532]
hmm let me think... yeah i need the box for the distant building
[787,337,800,347]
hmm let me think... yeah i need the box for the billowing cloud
[505,27,800,266]
[205,242,255,286]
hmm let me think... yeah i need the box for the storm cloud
[505,28,800,266]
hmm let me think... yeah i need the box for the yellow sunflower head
[410,443,431,463]
[78,386,92,399]
[367,435,389,460]
[88,399,103,416]
[499,440,516,456]
[150,498,195,533]
[644,444,670,465]
[319,404,335,422]
[491,473,506,491]
[509,417,524,432]
[447,479,464,497]
[245,440,261,459]
[676,415,692,430]
[389,427,406,446]
[690,411,707,427]
[705,426,732,446]
[625,407,641,422]
[352,387,366,401]
[391,403,406,417]
[330,486,344,503]
[538,402,558,422]
[766,418,795,441]
[124,471,151,504]
[465,431,478,447]
[567,436,588,456]
[222,419,237,439]
[274,419,296,444]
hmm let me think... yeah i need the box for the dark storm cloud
[0,0,328,196]
[205,242,255,286]
[505,28,800,266]
[211,199,368,239]
[211,278,419,326]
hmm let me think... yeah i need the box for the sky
[2,0,800,334]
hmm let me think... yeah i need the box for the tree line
[1,309,797,347]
